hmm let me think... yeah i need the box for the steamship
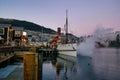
[57,10,77,57]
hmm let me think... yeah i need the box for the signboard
[0,28,4,35]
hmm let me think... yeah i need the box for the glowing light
[23,31,27,36]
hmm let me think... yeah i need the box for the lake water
[42,48,120,80]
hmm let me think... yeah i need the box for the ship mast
[65,9,68,44]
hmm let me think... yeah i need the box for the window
[15,30,21,37]
[0,28,4,35]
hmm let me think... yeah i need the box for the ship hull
[57,43,77,57]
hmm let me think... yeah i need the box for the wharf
[0,47,58,80]
[0,46,31,63]
[0,52,35,80]
[0,54,14,63]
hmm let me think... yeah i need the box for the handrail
[0,46,31,53]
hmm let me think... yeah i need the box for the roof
[0,24,11,28]
[12,27,24,30]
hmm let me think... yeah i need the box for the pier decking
[0,46,30,64]
[0,46,58,80]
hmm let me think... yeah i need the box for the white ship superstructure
[57,43,77,57]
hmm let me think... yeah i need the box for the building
[0,24,13,45]
[0,24,28,46]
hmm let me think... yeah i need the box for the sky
[0,0,120,37]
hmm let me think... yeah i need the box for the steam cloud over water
[77,27,114,56]
[77,37,95,56]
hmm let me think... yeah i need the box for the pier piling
[23,52,37,80]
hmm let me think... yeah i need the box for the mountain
[0,18,78,39]
[0,18,56,34]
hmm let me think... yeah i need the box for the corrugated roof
[0,24,11,27]
[12,27,24,30]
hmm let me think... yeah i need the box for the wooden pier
[0,47,14,67]
[0,46,58,80]
[0,46,31,66]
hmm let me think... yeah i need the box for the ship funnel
[57,27,61,36]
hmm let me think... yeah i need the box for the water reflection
[56,56,77,80]
[92,48,120,80]
[43,54,95,80]
[76,55,96,80]
[42,48,120,80]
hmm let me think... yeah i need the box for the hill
[0,18,56,34]
[0,18,78,39]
